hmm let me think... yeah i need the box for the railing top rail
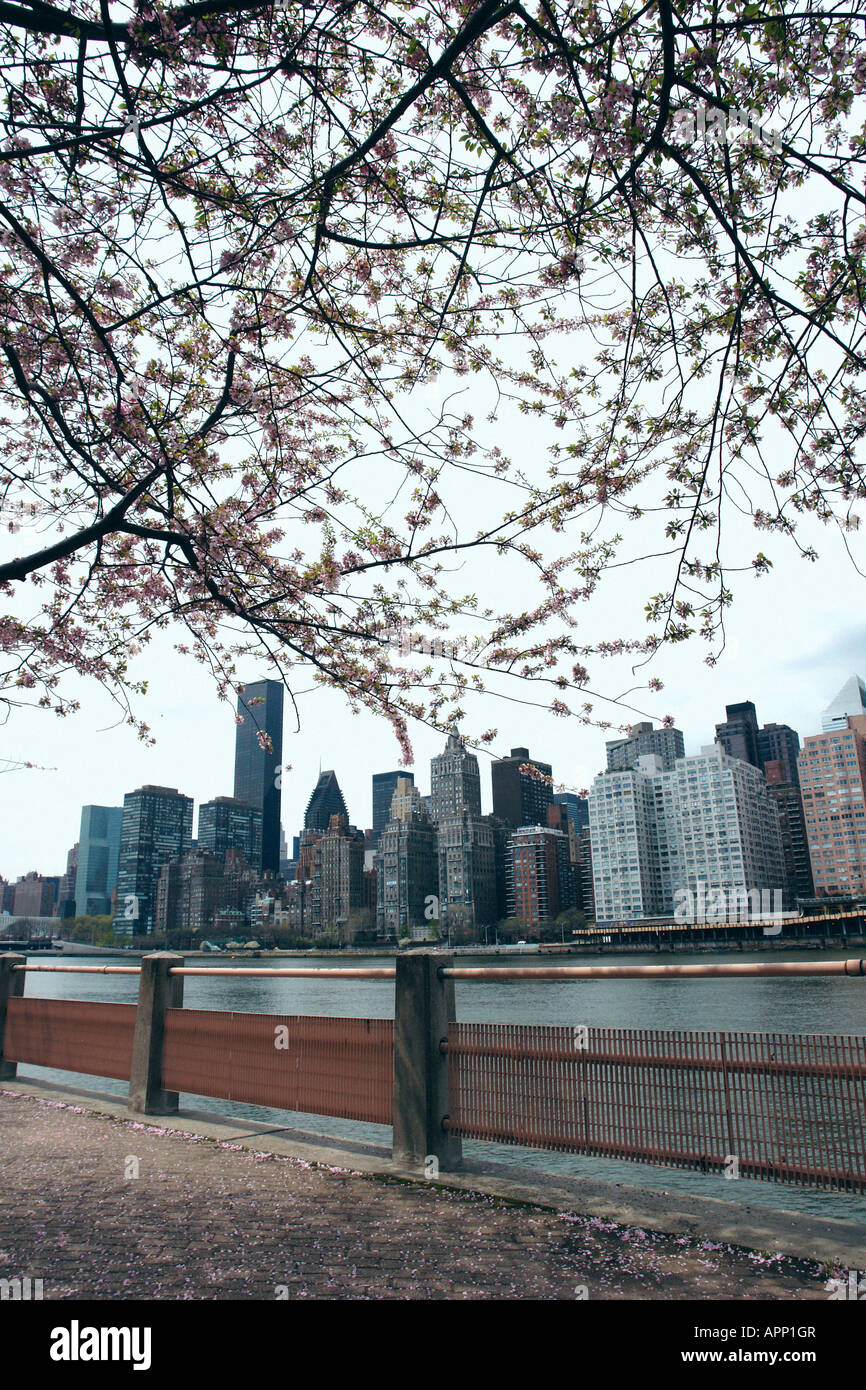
[11,958,865,981]
[169,967,396,978]
[10,963,396,979]
[439,959,866,981]
[12,964,142,974]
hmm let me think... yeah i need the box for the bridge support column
[0,954,25,1081]
[128,952,184,1115]
[392,952,462,1174]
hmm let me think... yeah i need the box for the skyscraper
[312,813,365,939]
[114,786,193,934]
[506,825,575,932]
[588,757,668,921]
[372,769,415,840]
[304,769,349,830]
[714,702,761,767]
[758,724,802,786]
[669,746,785,909]
[436,814,497,938]
[233,680,284,874]
[799,715,866,895]
[491,747,553,828]
[429,732,481,822]
[198,797,263,866]
[589,746,786,924]
[821,675,866,732]
[56,843,79,920]
[605,721,685,773]
[430,733,495,938]
[376,777,438,939]
[715,702,801,784]
[765,760,814,900]
[553,792,590,832]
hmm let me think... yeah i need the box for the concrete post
[128,952,184,1115]
[0,955,26,1081]
[392,951,462,1173]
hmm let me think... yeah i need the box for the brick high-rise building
[491,747,553,828]
[758,725,802,786]
[297,828,323,882]
[312,813,365,939]
[798,715,866,897]
[715,702,801,784]
[506,825,575,933]
[715,702,761,768]
[155,850,260,936]
[714,701,805,901]
[13,872,58,917]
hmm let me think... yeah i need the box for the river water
[17,947,866,1224]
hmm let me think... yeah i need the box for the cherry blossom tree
[0,0,864,758]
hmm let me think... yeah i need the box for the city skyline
[4,693,866,938]
[1,599,863,884]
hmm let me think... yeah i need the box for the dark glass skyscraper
[198,796,262,866]
[305,769,349,831]
[114,786,193,934]
[75,805,123,917]
[233,680,284,875]
[372,770,415,839]
[553,792,590,832]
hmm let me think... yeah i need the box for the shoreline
[29,933,866,961]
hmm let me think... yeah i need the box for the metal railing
[1,953,864,1193]
[444,1022,866,1190]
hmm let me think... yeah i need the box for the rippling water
[17,946,866,1224]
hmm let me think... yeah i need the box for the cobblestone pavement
[0,1091,836,1300]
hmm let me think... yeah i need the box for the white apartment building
[589,744,786,924]
[588,755,670,921]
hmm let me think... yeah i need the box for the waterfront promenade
[0,1086,852,1301]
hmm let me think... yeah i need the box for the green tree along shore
[56,908,585,951]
